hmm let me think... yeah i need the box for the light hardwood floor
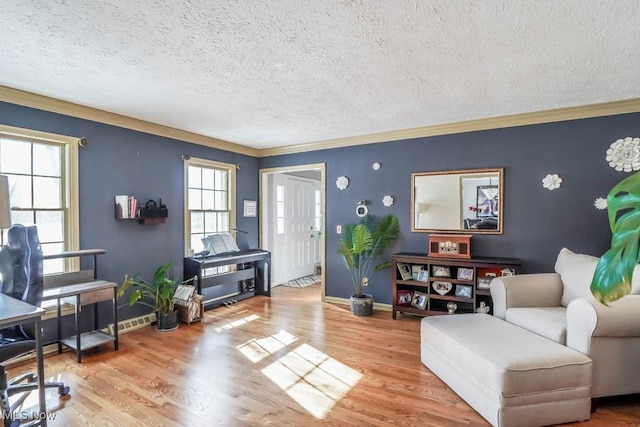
[9,284,640,426]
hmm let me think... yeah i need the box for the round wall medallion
[594,197,607,210]
[336,176,349,190]
[373,162,381,170]
[382,195,394,206]
[606,137,640,172]
[542,174,562,190]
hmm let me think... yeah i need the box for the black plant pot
[349,294,374,316]
[156,309,179,332]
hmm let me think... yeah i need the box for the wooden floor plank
[7,284,640,426]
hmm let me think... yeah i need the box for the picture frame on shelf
[500,268,515,276]
[477,278,492,289]
[432,281,452,295]
[432,265,451,278]
[457,267,474,281]
[396,289,413,307]
[397,263,412,281]
[417,269,429,282]
[411,265,423,280]
[411,291,428,310]
[455,284,473,298]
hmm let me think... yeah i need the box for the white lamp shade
[0,175,11,228]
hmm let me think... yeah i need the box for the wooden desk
[43,281,118,363]
[0,294,47,426]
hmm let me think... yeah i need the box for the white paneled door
[286,177,316,281]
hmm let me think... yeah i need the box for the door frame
[259,163,326,300]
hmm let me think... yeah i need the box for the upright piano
[184,249,271,309]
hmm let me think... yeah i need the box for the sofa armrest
[566,295,640,354]
[490,273,563,319]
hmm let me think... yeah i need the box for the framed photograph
[455,284,473,298]
[432,281,452,295]
[457,267,474,281]
[476,185,499,218]
[432,265,451,278]
[477,277,492,289]
[243,200,257,217]
[397,263,412,281]
[396,289,413,307]
[500,268,515,276]
[411,265,424,280]
[411,291,428,310]
[417,269,429,282]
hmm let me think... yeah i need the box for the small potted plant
[337,214,399,316]
[118,260,191,331]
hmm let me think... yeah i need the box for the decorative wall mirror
[412,167,504,234]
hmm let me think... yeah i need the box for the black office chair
[0,225,69,426]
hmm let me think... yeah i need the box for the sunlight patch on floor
[260,343,362,419]
[214,314,260,333]
[237,330,297,363]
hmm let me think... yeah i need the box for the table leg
[75,295,81,363]
[34,316,47,427]
[56,299,62,354]
[113,288,119,351]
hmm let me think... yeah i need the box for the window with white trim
[0,125,79,274]
[185,158,236,255]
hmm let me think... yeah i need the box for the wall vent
[107,313,156,335]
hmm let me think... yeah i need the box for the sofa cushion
[555,248,598,306]
[506,307,567,344]
[556,247,640,306]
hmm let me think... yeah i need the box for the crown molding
[3,85,640,159]
[0,86,258,157]
[257,98,640,157]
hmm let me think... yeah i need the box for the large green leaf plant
[118,260,191,313]
[337,214,400,297]
[591,170,640,304]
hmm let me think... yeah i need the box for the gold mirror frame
[411,167,504,234]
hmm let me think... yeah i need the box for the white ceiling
[2,1,640,150]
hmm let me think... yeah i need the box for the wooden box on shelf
[428,234,472,259]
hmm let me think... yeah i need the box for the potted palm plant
[337,214,400,316]
[118,260,190,331]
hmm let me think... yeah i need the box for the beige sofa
[491,248,640,398]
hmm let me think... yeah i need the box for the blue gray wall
[260,113,640,303]
[2,99,638,322]
[0,101,259,336]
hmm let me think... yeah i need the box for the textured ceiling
[1,1,640,149]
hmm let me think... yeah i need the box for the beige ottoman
[421,314,592,427]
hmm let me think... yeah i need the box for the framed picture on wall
[476,185,499,218]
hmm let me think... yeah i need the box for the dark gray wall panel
[0,101,259,323]
[259,113,639,303]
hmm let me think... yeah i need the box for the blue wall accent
[0,101,259,326]
[3,98,640,315]
[259,113,640,303]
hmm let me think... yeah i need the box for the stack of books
[114,195,139,219]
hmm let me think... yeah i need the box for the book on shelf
[115,195,129,219]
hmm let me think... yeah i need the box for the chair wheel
[58,386,70,396]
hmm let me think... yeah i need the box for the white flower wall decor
[382,195,394,207]
[594,197,607,210]
[373,162,381,170]
[542,174,562,190]
[336,176,349,190]
[606,137,640,172]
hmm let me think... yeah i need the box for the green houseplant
[591,170,640,304]
[118,260,189,331]
[337,214,399,315]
